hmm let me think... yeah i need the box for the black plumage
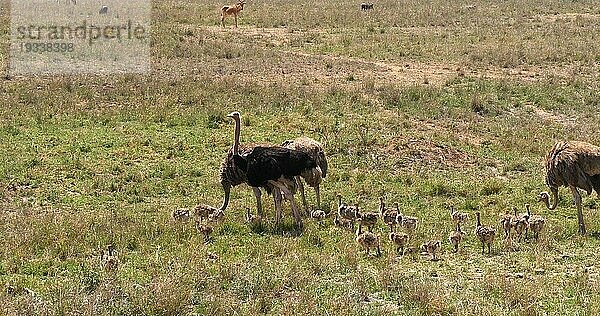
[233,146,318,188]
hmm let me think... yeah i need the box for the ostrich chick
[337,194,358,228]
[499,209,515,239]
[101,244,119,272]
[208,209,225,225]
[421,240,441,261]
[379,197,398,232]
[194,203,221,222]
[448,223,465,253]
[171,208,191,222]
[356,223,381,257]
[245,207,262,225]
[449,205,468,224]
[311,209,327,222]
[357,210,378,232]
[511,207,529,242]
[196,221,214,242]
[389,232,409,256]
[527,206,546,241]
[334,214,353,229]
[397,213,419,234]
[475,212,496,255]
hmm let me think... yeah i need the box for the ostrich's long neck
[546,188,559,210]
[476,214,481,228]
[232,116,241,155]
[219,184,231,211]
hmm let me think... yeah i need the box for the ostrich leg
[252,187,263,217]
[314,185,321,210]
[295,176,309,216]
[570,186,586,235]
[273,188,283,227]
[269,180,303,229]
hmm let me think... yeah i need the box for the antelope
[221,0,246,28]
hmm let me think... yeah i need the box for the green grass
[3,0,600,314]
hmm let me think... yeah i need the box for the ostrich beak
[227,111,240,118]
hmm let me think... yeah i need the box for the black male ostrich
[219,111,321,228]
[539,141,600,235]
[232,145,320,228]
[218,112,273,216]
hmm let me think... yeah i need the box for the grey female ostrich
[281,137,328,212]
[539,141,600,235]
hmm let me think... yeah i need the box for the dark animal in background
[361,2,374,10]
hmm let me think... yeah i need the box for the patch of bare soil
[379,136,477,169]
[531,12,600,23]
[525,104,576,128]
[199,25,599,88]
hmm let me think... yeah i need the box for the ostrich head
[226,111,241,120]
[107,244,115,256]
[538,190,558,210]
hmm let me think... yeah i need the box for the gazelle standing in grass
[221,0,246,28]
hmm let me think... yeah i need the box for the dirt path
[200,25,598,87]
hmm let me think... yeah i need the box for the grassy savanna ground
[2,0,600,314]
